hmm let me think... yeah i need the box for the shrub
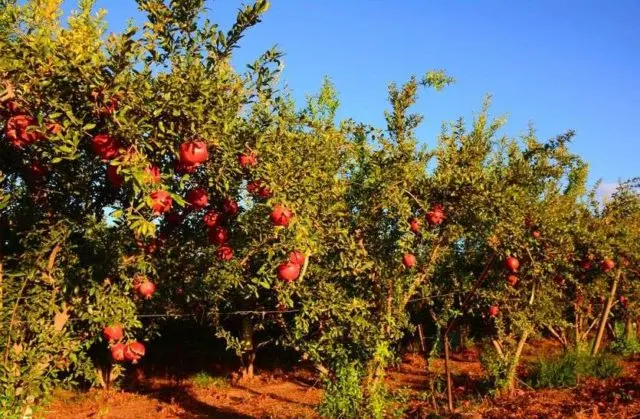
[529,351,622,388]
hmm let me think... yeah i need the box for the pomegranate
[186,187,208,209]
[216,246,234,261]
[144,165,161,184]
[208,226,229,246]
[91,133,121,160]
[106,164,123,187]
[402,253,417,269]
[425,204,445,226]
[203,210,222,228]
[288,250,306,266]
[238,151,258,168]
[179,141,208,165]
[601,259,615,272]
[103,325,124,342]
[5,115,40,147]
[579,259,592,270]
[505,256,520,273]
[111,343,126,362]
[248,179,272,198]
[506,275,518,287]
[489,305,499,317]
[137,280,156,299]
[531,230,541,239]
[124,341,146,363]
[222,198,239,216]
[270,205,293,227]
[277,262,301,283]
[620,295,629,307]
[408,217,421,233]
[149,190,172,214]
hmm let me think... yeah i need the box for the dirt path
[44,351,640,418]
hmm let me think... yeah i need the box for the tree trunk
[443,332,454,413]
[591,270,620,356]
[239,317,255,380]
[506,330,529,394]
[624,318,633,341]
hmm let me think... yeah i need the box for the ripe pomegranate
[216,246,234,261]
[186,187,209,209]
[203,210,222,228]
[277,262,301,283]
[144,165,161,184]
[425,204,444,226]
[25,161,48,179]
[137,280,156,299]
[402,253,417,269]
[579,259,592,270]
[124,341,146,363]
[505,256,520,273]
[106,164,123,187]
[103,325,124,342]
[601,259,616,272]
[208,226,229,246]
[111,343,126,362]
[149,190,172,214]
[91,134,121,160]
[222,198,239,216]
[408,217,421,233]
[5,115,40,147]
[620,295,629,307]
[238,151,258,168]
[270,205,293,227]
[179,141,208,165]
[247,179,272,198]
[506,275,518,287]
[489,305,499,317]
[532,230,541,239]
[288,250,306,266]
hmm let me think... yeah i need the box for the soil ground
[44,342,640,418]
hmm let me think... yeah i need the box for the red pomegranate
[620,295,629,307]
[103,325,124,342]
[106,164,123,187]
[5,115,40,147]
[144,165,161,184]
[179,141,208,165]
[579,259,592,271]
[425,204,445,226]
[408,217,421,233]
[277,262,301,283]
[222,198,239,216]
[506,275,518,287]
[216,246,234,261]
[505,256,520,273]
[288,250,306,266]
[208,226,229,246]
[531,230,541,239]
[111,343,126,362]
[402,253,417,269]
[149,190,172,214]
[601,259,616,272]
[91,133,121,160]
[238,152,258,168]
[270,205,293,227]
[186,187,209,209]
[137,280,156,299]
[489,305,499,317]
[203,210,222,228]
[123,341,146,363]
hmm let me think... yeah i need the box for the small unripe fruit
[408,217,421,233]
[506,275,518,287]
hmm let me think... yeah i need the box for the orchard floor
[45,342,640,418]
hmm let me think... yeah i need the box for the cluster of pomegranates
[277,250,306,283]
[103,324,146,363]
[403,203,446,269]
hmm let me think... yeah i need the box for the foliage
[528,351,622,389]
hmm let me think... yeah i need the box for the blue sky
[65,1,639,191]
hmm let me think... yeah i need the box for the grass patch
[191,372,228,388]
[528,351,622,389]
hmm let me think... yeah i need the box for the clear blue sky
[65,1,639,190]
